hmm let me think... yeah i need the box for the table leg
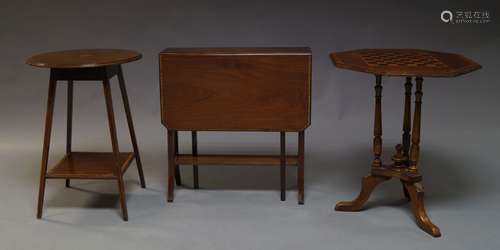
[401,77,412,199]
[407,77,440,237]
[335,175,390,211]
[402,180,410,200]
[192,131,199,189]
[298,131,305,204]
[372,75,383,168]
[335,76,440,237]
[409,77,423,172]
[280,132,286,201]
[402,77,412,159]
[404,181,441,237]
[65,80,73,188]
[336,75,388,211]
[174,131,182,186]
[103,79,128,221]
[37,77,57,219]
[167,130,176,202]
[117,66,146,188]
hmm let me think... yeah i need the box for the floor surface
[1,136,498,250]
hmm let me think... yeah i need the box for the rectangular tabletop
[159,47,312,131]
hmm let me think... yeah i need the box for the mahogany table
[159,47,311,204]
[27,49,146,221]
[330,49,481,237]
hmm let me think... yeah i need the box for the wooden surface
[175,154,299,165]
[168,129,305,203]
[161,47,311,55]
[35,63,145,221]
[27,49,141,68]
[46,152,134,179]
[334,74,444,237]
[159,47,312,131]
[331,49,481,77]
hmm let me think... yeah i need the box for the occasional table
[159,48,311,204]
[330,49,481,237]
[27,49,146,221]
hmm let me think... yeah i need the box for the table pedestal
[335,76,441,237]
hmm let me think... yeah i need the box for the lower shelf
[46,152,135,179]
[175,154,299,166]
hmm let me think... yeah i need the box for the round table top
[330,49,481,77]
[26,49,142,68]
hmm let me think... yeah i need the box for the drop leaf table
[159,47,312,204]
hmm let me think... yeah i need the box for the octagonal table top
[330,49,481,77]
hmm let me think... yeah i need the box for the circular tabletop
[330,49,481,77]
[26,49,142,68]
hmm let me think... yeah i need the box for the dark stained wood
[404,182,441,237]
[330,49,481,77]
[167,130,175,202]
[371,165,422,183]
[161,47,311,55]
[30,49,145,220]
[192,131,199,189]
[103,80,120,165]
[37,78,56,219]
[174,131,182,186]
[117,66,146,188]
[65,80,73,187]
[27,49,141,68]
[402,180,410,200]
[402,77,412,159]
[372,75,383,168]
[331,49,480,237]
[335,175,390,211]
[103,79,128,221]
[175,154,299,166]
[46,152,134,179]
[409,77,423,172]
[49,67,109,81]
[298,131,305,205]
[161,48,311,203]
[159,47,311,131]
[280,132,286,201]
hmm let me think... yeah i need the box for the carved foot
[404,182,441,237]
[335,175,390,211]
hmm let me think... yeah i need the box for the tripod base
[335,166,441,237]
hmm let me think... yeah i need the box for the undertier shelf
[46,152,134,179]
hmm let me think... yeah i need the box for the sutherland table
[159,47,311,204]
[330,49,481,237]
[27,49,146,221]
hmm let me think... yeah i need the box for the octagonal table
[330,49,481,237]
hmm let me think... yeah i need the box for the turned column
[372,75,383,168]
[402,77,413,159]
[330,48,481,237]
[409,77,423,172]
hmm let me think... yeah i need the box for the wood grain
[331,49,481,77]
[175,154,299,166]
[160,47,311,131]
[27,49,141,68]
[46,152,134,179]
[332,48,480,237]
